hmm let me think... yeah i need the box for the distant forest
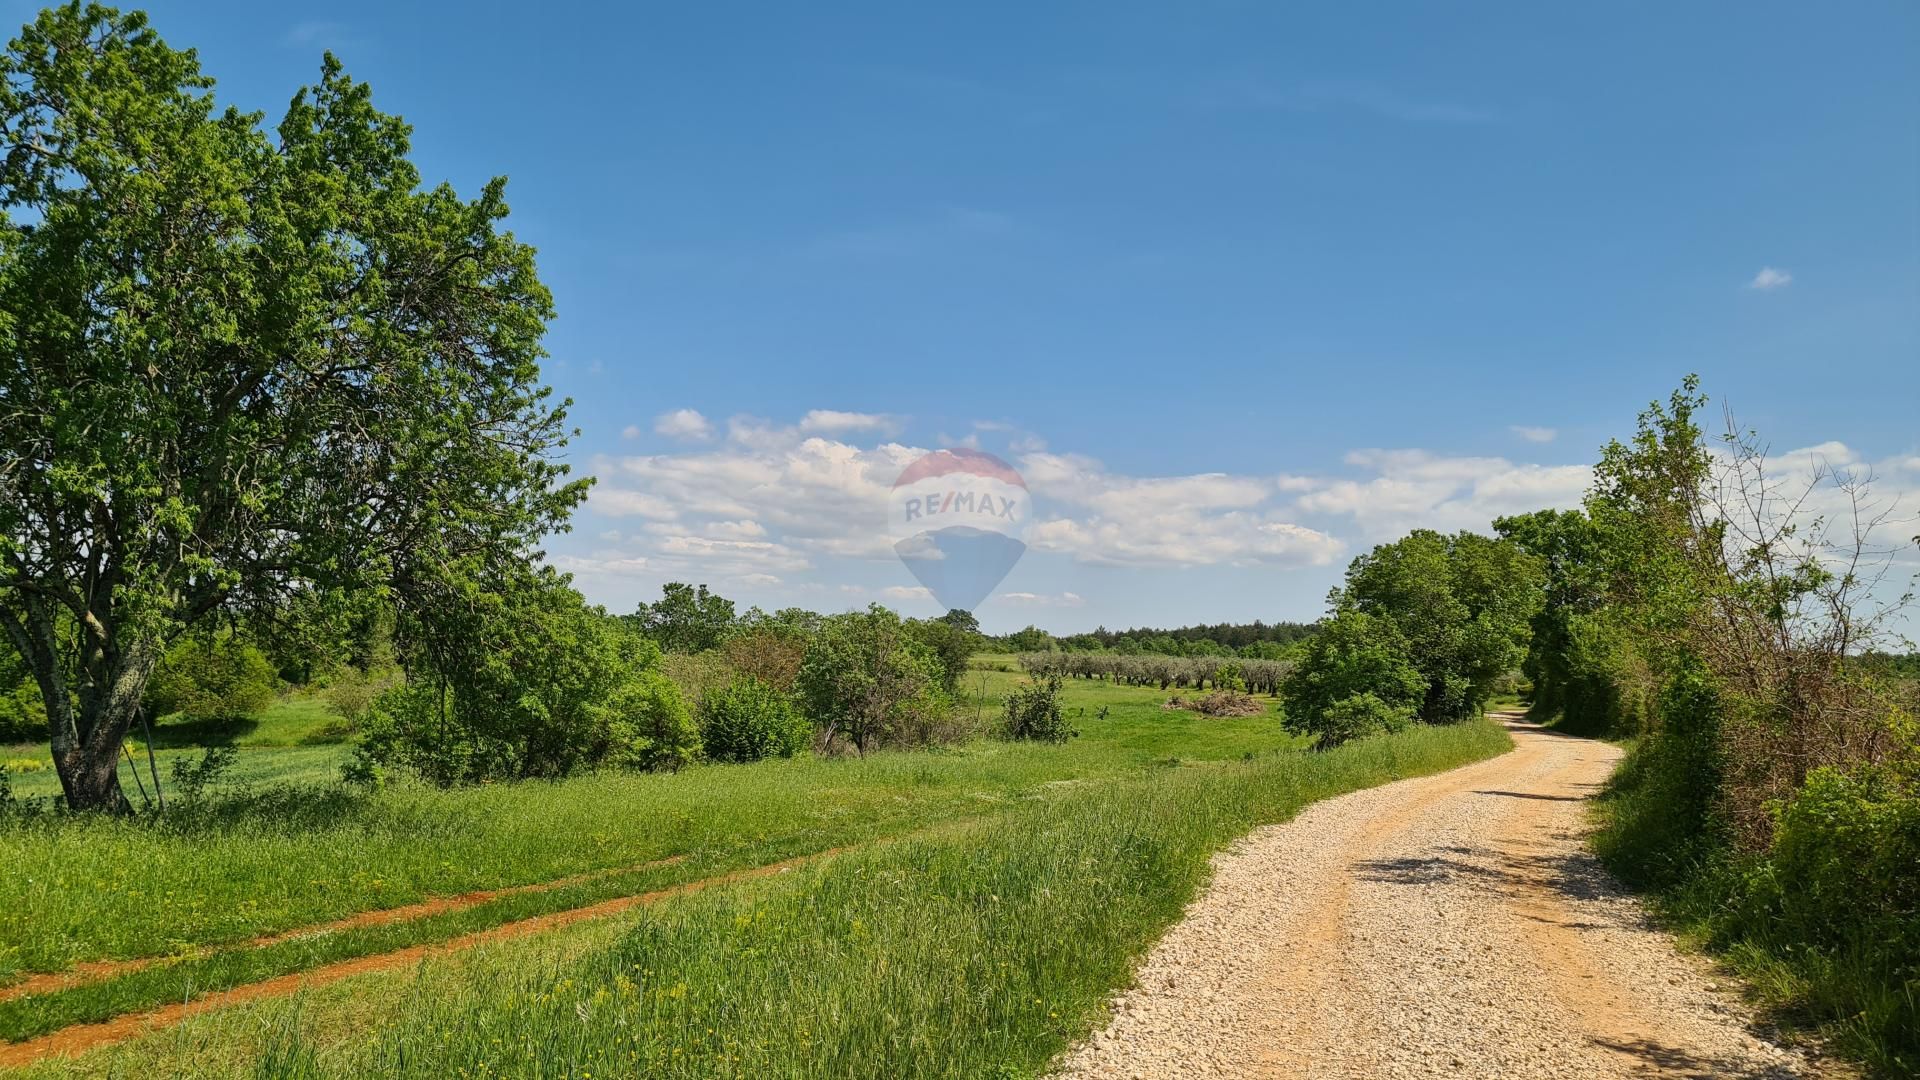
[996,620,1318,657]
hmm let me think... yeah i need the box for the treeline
[996,620,1315,659]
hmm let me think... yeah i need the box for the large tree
[0,5,586,809]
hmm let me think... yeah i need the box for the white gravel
[1052,720,1816,1079]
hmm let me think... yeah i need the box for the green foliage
[797,605,948,755]
[169,745,239,800]
[908,615,979,694]
[0,647,44,743]
[144,638,279,724]
[1335,529,1544,723]
[1001,674,1075,743]
[1766,765,1919,970]
[604,671,700,773]
[1280,610,1426,741]
[698,678,810,763]
[1307,693,1416,750]
[0,6,585,809]
[357,575,689,785]
[628,583,737,653]
[1002,625,1055,653]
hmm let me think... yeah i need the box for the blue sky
[71,2,1920,632]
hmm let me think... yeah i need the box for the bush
[1280,611,1425,739]
[1001,675,1074,743]
[170,744,239,799]
[1303,693,1415,750]
[1766,765,1920,964]
[144,637,279,723]
[605,671,701,773]
[699,678,810,763]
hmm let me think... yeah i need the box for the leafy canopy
[0,4,584,808]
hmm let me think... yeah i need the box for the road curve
[1053,718,1812,1079]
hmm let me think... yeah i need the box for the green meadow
[0,664,1509,1077]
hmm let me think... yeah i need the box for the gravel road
[1053,718,1814,1079]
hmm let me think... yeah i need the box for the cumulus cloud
[881,585,933,601]
[1296,449,1592,539]
[1510,425,1558,444]
[1749,267,1793,291]
[1014,452,1343,567]
[653,408,714,441]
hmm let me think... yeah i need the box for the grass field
[0,663,1510,1078]
[2,695,355,802]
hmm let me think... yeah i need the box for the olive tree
[0,6,584,809]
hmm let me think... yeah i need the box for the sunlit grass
[10,718,1511,1078]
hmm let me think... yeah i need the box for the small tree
[796,605,945,755]
[907,616,978,695]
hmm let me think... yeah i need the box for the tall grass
[0,691,1287,978]
[258,720,1511,1079]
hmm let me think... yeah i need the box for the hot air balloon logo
[886,449,1029,613]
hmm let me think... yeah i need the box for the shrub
[605,671,701,773]
[1302,693,1415,750]
[1280,610,1425,736]
[144,637,279,723]
[170,744,239,799]
[1002,674,1074,743]
[699,678,810,763]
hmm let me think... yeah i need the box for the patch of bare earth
[1054,718,1814,1079]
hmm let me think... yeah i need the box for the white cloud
[1749,267,1793,291]
[881,585,933,601]
[653,408,714,441]
[798,410,900,436]
[998,591,1086,608]
[1510,425,1558,444]
[1015,452,1341,567]
[621,424,642,440]
[1297,450,1592,539]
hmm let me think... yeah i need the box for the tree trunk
[57,720,133,813]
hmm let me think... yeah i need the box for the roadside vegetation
[1497,380,1920,1074]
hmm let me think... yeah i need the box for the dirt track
[1054,717,1813,1079]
